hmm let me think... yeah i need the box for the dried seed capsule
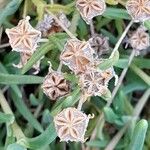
[36,13,70,37]
[126,0,150,22]
[36,14,54,37]
[42,71,70,100]
[129,27,150,54]
[79,67,115,96]
[60,39,94,74]
[13,52,41,74]
[76,0,106,24]
[6,16,41,53]
[54,107,90,142]
[89,34,109,58]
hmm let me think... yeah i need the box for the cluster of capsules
[6,0,150,142]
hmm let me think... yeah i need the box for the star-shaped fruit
[126,0,150,22]
[6,16,41,53]
[60,39,94,74]
[54,107,90,142]
[76,0,106,24]
[42,71,70,100]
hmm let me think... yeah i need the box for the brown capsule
[76,0,106,24]
[60,39,94,74]
[54,107,90,142]
[6,16,41,53]
[126,0,150,22]
[89,34,109,58]
[42,72,70,100]
[129,27,150,53]
[36,13,70,37]
[79,67,114,96]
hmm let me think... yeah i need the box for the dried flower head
[36,13,70,37]
[6,16,41,53]
[129,27,150,54]
[13,52,41,74]
[79,68,115,96]
[54,107,90,142]
[126,0,150,22]
[36,14,54,37]
[76,0,106,24]
[60,39,94,74]
[42,71,70,100]
[89,34,109,58]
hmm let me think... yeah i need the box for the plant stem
[0,43,10,49]
[69,10,80,34]
[107,50,136,107]
[104,88,150,150]
[23,0,28,18]
[39,39,49,43]
[0,90,25,140]
[130,64,150,86]
[90,19,95,36]
[110,20,133,58]
[117,0,126,6]
[57,61,63,72]
[77,94,88,110]
[0,27,3,43]
[45,9,77,39]
[0,90,13,115]
[50,0,54,4]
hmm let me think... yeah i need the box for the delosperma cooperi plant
[0,0,150,149]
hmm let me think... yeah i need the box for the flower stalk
[110,20,133,58]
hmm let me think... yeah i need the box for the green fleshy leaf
[103,7,131,20]
[21,42,53,74]
[19,123,57,149]
[128,119,148,150]
[103,107,119,123]
[0,0,23,26]
[0,62,43,133]
[0,73,43,84]
[46,3,74,15]
[106,0,118,5]
[10,89,44,133]
[99,50,119,70]
[0,112,14,124]
[31,0,46,21]
[7,143,26,150]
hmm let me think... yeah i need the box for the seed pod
[36,14,54,37]
[89,34,109,58]
[76,0,106,24]
[6,16,41,53]
[54,107,90,142]
[42,71,70,100]
[13,52,41,74]
[126,0,150,22]
[36,13,70,37]
[129,27,150,54]
[79,67,114,96]
[60,39,94,74]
